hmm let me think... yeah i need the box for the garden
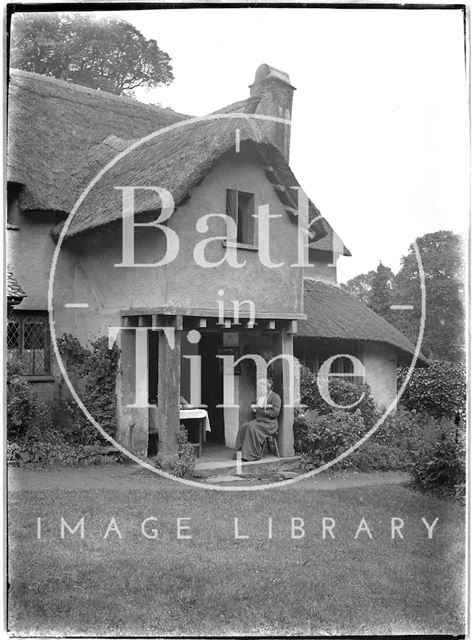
[7,330,467,500]
[7,340,467,635]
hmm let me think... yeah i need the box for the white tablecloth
[179,408,211,433]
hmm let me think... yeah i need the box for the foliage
[409,433,465,500]
[299,365,379,427]
[340,269,375,305]
[7,440,122,468]
[10,13,174,96]
[58,333,120,444]
[368,262,394,321]
[372,407,441,453]
[341,230,466,363]
[294,402,457,474]
[153,425,196,478]
[294,409,366,468]
[346,442,410,471]
[391,230,465,362]
[398,360,466,419]
[7,361,53,441]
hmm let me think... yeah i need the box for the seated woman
[234,377,281,461]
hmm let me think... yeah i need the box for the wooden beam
[287,320,298,334]
[121,307,307,321]
[156,327,181,459]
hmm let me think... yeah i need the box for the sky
[124,7,468,282]
[25,6,470,283]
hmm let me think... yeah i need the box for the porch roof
[298,279,428,366]
[7,267,26,304]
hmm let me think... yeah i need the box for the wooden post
[116,320,149,458]
[273,326,295,457]
[156,320,181,460]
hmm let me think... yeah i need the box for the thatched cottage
[7,64,425,460]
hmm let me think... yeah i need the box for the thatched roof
[7,69,190,214]
[310,219,351,257]
[299,279,428,365]
[7,69,328,243]
[7,267,26,304]
[59,118,328,240]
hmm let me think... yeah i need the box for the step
[194,454,299,472]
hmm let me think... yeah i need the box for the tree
[10,13,174,95]
[340,270,375,305]
[391,230,465,362]
[368,262,394,321]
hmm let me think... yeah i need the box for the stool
[261,433,280,458]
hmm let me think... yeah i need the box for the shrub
[7,441,123,468]
[346,442,411,471]
[57,333,120,444]
[300,365,379,427]
[372,408,442,455]
[410,434,465,499]
[153,424,196,478]
[398,360,466,419]
[7,361,53,441]
[294,409,366,468]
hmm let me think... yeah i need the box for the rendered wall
[52,149,305,345]
[361,342,398,410]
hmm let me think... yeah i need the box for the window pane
[237,191,254,244]
[7,319,20,362]
[22,317,49,375]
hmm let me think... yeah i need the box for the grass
[8,475,465,636]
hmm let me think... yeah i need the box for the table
[148,406,211,458]
[179,408,210,457]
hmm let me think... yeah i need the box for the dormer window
[226,189,255,246]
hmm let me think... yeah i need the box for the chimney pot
[249,64,296,162]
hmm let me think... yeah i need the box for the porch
[115,308,302,463]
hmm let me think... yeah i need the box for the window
[226,189,255,245]
[7,183,21,229]
[7,313,51,376]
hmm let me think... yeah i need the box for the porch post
[156,318,181,461]
[116,320,149,458]
[274,325,295,457]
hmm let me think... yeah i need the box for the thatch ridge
[299,279,428,365]
[58,117,327,240]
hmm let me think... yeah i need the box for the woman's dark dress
[234,391,282,461]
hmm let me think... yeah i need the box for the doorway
[199,331,224,443]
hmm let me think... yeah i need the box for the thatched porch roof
[7,268,26,306]
[299,279,428,366]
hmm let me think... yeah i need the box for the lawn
[8,472,465,636]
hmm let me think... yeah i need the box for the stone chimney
[249,63,296,162]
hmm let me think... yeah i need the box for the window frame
[225,188,257,248]
[7,311,53,380]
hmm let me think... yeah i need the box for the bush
[300,365,379,427]
[153,424,196,478]
[372,408,443,454]
[410,434,465,500]
[57,333,120,444]
[294,409,366,468]
[7,361,53,441]
[398,360,466,419]
[7,440,123,468]
[347,442,410,471]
